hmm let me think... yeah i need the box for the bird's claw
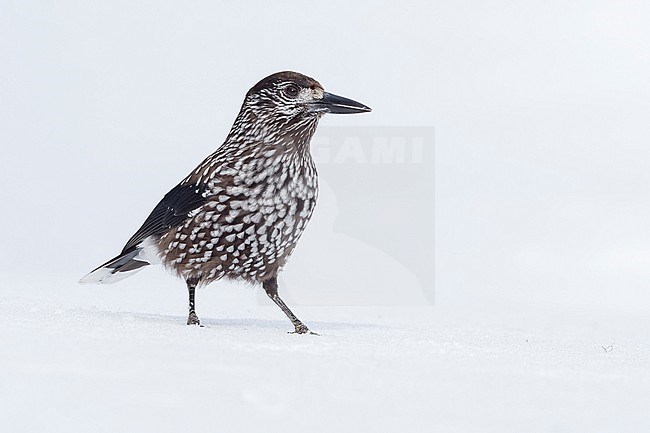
[289,324,318,335]
[187,312,202,326]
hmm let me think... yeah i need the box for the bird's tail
[79,239,159,284]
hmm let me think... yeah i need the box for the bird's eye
[284,84,300,98]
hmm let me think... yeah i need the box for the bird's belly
[158,183,317,283]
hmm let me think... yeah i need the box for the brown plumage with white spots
[80,71,371,333]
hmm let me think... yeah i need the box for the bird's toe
[187,312,201,326]
[289,323,314,335]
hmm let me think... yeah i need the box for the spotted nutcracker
[80,71,371,334]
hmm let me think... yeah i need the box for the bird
[80,71,371,334]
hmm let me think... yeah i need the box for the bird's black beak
[312,92,372,114]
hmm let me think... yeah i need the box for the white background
[1,1,649,432]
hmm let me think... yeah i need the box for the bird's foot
[187,311,202,326]
[289,323,318,335]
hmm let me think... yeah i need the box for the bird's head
[244,71,371,120]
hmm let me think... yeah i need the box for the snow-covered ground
[3,2,650,431]
[2,274,649,433]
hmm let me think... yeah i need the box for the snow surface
[2,2,650,431]
[2,274,649,433]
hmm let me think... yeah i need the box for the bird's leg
[263,277,315,335]
[186,276,201,326]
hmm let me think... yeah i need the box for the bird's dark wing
[121,183,207,253]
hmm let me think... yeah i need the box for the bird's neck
[225,109,321,157]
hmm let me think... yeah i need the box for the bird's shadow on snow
[200,317,385,333]
[92,309,385,333]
